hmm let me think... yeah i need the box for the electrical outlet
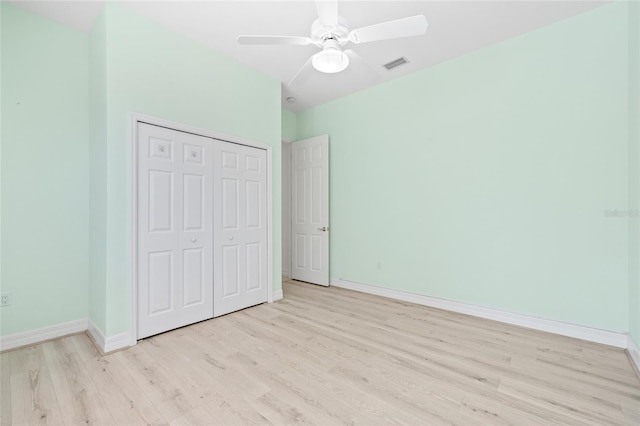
[0,292,12,307]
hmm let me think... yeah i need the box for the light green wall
[1,3,282,339]
[629,0,640,344]
[98,4,282,335]
[282,108,297,141]
[1,4,90,334]
[297,2,629,332]
[1,1,3,322]
[1,1,634,342]
[88,9,108,333]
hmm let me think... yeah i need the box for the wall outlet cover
[1,293,12,307]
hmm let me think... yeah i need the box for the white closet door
[138,123,213,339]
[213,141,268,316]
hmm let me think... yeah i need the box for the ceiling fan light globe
[312,49,349,73]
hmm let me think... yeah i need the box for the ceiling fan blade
[344,49,381,79]
[237,35,312,46]
[349,15,428,44]
[316,0,338,28]
[288,56,315,88]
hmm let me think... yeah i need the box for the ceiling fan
[237,0,428,87]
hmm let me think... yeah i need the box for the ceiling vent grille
[383,57,408,71]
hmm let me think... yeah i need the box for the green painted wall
[1,4,90,334]
[1,1,634,342]
[98,4,282,335]
[297,3,629,332]
[282,108,297,141]
[629,0,640,345]
[88,9,108,333]
[1,3,282,339]
[1,2,3,325]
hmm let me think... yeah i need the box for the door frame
[130,113,274,346]
[281,139,293,278]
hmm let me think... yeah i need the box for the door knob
[317,227,328,232]
[191,238,197,243]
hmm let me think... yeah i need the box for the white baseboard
[87,320,105,351]
[88,320,131,354]
[628,333,640,373]
[273,289,284,302]
[0,318,88,352]
[104,332,132,353]
[330,278,628,348]
[282,269,290,278]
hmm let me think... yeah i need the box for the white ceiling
[10,0,609,112]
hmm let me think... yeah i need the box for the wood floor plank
[114,343,198,422]
[226,315,427,425]
[70,336,167,426]
[169,404,217,426]
[8,345,63,425]
[1,280,639,425]
[1,348,12,425]
[41,339,116,425]
[497,377,625,425]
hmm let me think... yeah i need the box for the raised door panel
[295,234,306,269]
[222,245,240,297]
[246,243,261,291]
[310,166,323,225]
[222,179,240,230]
[310,235,323,273]
[149,171,173,233]
[245,180,261,229]
[294,169,307,224]
[148,251,173,315]
[183,174,204,231]
[183,248,204,307]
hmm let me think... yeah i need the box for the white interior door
[213,141,268,316]
[291,135,329,286]
[137,123,214,338]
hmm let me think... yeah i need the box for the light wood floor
[2,280,639,425]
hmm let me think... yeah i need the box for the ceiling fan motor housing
[311,16,350,46]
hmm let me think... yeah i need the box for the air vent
[383,57,409,71]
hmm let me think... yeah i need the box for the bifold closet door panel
[137,123,214,339]
[213,141,268,317]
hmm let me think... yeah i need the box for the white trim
[628,333,640,373]
[104,332,132,353]
[87,320,105,352]
[281,140,293,285]
[266,142,274,304]
[273,289,284,302]
[330,278,628,348]
[88,321,132,354]
[132,113,271,151]
[130,116,139,347]
[0,319,88,352]
[130,113,275,341]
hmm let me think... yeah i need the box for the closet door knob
[191,238,197,243]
